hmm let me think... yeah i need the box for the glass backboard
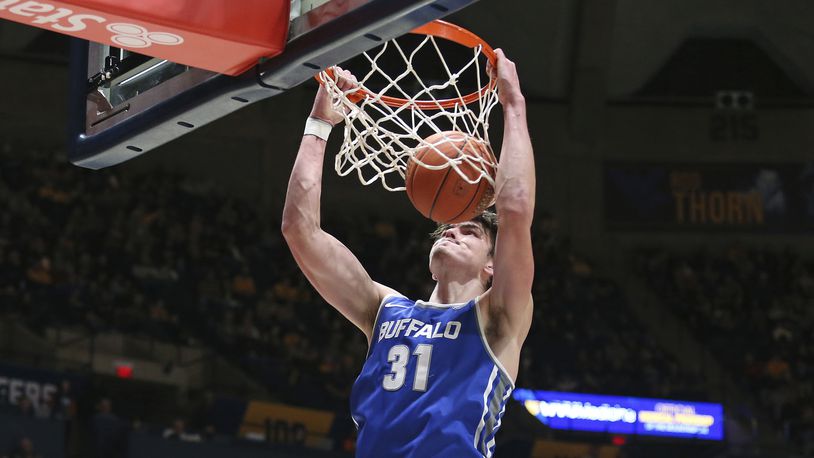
[68,0,479,169]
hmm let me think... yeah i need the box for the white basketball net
[319,30,499,192]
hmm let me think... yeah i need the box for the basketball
[405,131,496,224]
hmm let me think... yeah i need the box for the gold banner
[531,440,619,458]
[240,401,335,449]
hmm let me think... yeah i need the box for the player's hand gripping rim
[486,49,524,108]
[311,67,360,126]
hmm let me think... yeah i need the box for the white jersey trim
[486,384,513,457]
[473,298,516,387]
[414,299,470,309]
[473,365,498,454]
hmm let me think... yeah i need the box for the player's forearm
[495,99,535,222]
[281,135,327,236]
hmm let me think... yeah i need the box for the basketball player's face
[430,222,492,272]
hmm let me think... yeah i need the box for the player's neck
[428,277,485,305]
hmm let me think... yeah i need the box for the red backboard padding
[0,0,290,75]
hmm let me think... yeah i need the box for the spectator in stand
[16,398,34,418]
[35,396,55,420]
[232,264,257,301]
[6,437,41,458]
[163,418,202,442]
[56,380,76,421]
[92,398,124,458]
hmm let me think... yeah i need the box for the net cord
[322,35,499,192]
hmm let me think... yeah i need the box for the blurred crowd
[0,145,711,443]
[520,218,707,400]
[0,379,75,458]
[636,245,814,454]
[1,436,42,458]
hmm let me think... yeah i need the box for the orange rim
[317,20,496,109]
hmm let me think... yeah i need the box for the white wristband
[304,116,334,141]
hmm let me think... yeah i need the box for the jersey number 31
[383,344,433,392]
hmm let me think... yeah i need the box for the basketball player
[282,49,534,457]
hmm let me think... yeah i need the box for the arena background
[0,0,813,457]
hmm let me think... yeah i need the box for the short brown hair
[430,211,498,256]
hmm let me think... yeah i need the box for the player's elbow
[280,205,296,234]
[496,188,534,223]
[281,212,309,242]
[280,217,296,239]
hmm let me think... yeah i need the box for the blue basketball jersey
[350,294,514,458]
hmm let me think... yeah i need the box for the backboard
[65,0,480,169]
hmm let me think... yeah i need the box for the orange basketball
[405,131,496,224]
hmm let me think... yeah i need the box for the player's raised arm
[281,70,394,341]
[489,49,535,339]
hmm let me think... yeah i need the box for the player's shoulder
[369,283,410,318]
[362,284,407,344]
[479,287,534,308]
[478,288,533,328]
[375,283,405,305]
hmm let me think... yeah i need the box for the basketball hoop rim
[317,20,496,110]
